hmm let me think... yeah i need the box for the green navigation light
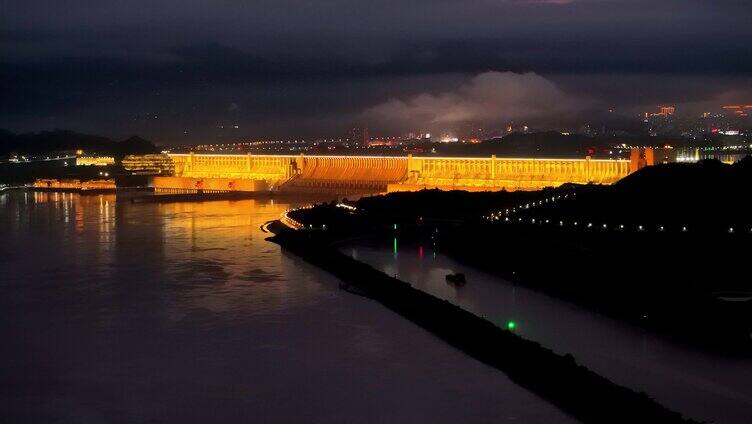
[507,320,517,331]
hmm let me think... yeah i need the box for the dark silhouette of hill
[115,136,160,157]
[0,129,114,156]
[0,129,158,158]
[616,156,752,194]
[432,131,690,158]
[519,158,752,227]
[428,131,593,158]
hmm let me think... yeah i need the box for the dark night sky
[2,0,752,143]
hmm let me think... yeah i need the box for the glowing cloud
[365,71,587,127]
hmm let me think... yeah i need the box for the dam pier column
[585,155,591,182]
[295,153,305,177]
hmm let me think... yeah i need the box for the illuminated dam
[152,153,641,194]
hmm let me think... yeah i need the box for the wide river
[343,240,752,424]
[0,191,574,423]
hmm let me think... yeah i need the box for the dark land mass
[268,225,696,424]
[441,132,642,158]
[0,129,159,158]
[0,130,160,184]
[290,158,752,354]
[1,160,109,185]
[0,161,152,186]
[435,131,746,157]
[236,131,747,158]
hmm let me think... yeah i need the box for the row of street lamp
[485,192,574,221]
[280,205,313,229]
[484,192,749,234]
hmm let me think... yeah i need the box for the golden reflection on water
[152,198,304,316]
[0,191,322,317]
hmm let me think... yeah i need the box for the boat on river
[445,272,467,286]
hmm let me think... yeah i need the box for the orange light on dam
[157,153,640,194]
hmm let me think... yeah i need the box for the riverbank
[12,186,344,205]
[131,191,269,203]
[27,187,117,194]
[267,226,695,424]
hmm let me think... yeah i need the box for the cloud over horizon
[365,72,588,131]
[3,0,752,141]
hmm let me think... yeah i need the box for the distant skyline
[3,0,752,144]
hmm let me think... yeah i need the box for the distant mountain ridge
[430,131,690,158]
[0,129,159,158]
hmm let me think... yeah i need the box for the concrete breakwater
[267,227,695,424]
